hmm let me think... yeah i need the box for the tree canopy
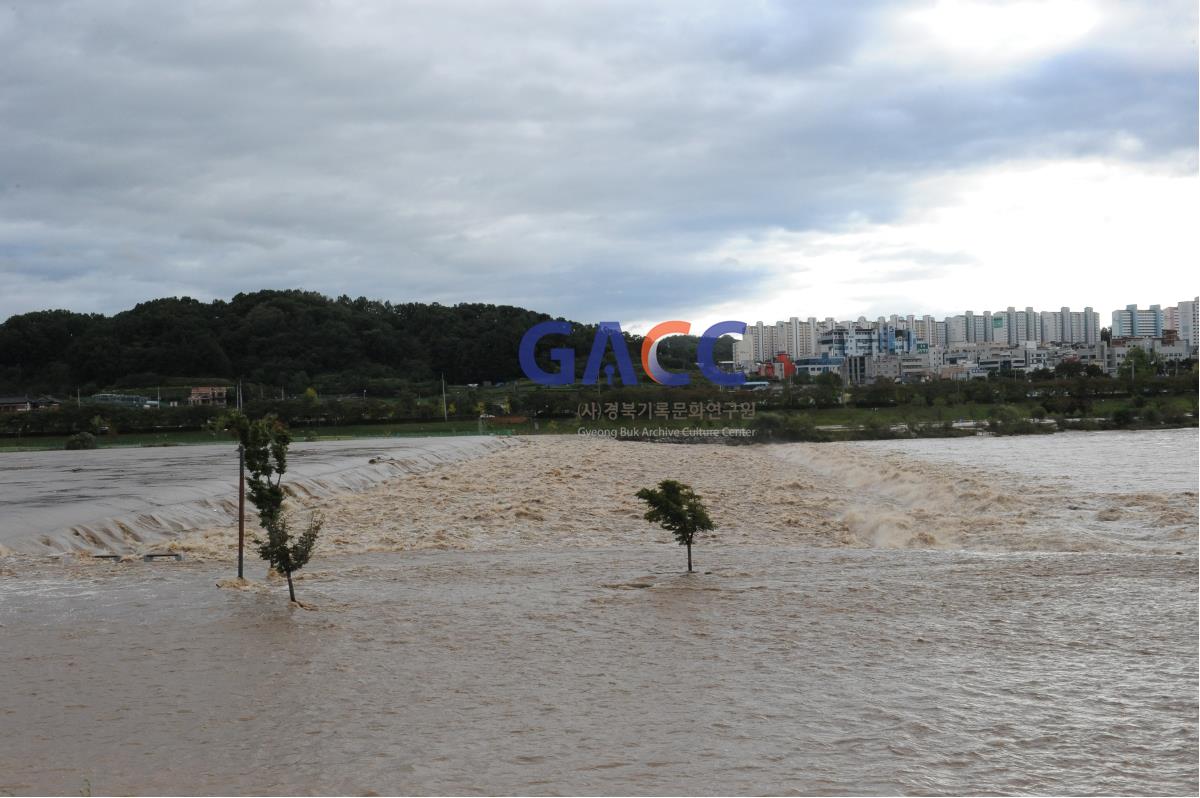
[0,289,732,394]
[636,479,715,572]
[226,412,320,602]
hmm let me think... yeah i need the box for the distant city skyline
[633,298,1197,338]
[735,300,1190,327]
[1,1,1196,326]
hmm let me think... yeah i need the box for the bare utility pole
[237,441,245,579]
[236,381,245,579]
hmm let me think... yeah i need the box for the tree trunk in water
[686,542,692,573]
[285,568,296,603]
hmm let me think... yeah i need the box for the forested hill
[0,289,729,395]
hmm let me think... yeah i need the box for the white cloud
[887,0,1101,72]
[701,154,1199,325]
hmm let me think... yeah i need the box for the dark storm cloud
[0,0,1195,321]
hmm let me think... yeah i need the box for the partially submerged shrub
[226,412,322,603]
[749,413,829,442]
[987,406,1046,436]
[65,432,98,450]
[1111,407,1137,427]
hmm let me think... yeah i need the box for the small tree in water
[636,479,714,573]
[227,412,321,602]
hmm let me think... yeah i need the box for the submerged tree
[636,479,714,573]
[226,412,321,602]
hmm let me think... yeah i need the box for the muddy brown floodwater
[0,430,1196,794]
[1,547,1196,796]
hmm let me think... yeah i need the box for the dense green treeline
[0,289,729,395]
[4,366,1193,442]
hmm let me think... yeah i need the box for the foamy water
[830,428,1199,553]
[261,429,1194,558]
[6,431,1194,560]
[0,436,513,555]
[1,430,1196,794]
[848,427,1199,493]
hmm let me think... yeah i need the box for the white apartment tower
[1001,306,1040,344]
[1040,307,1099,343]
[1111,304,1164,338]
[913,314,938,346]
[777,317,819,359]
[947,315,967,344]
[744,321,781,361]
[1178,297,1199,351]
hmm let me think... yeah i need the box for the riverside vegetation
[0,290,1195,448]
[1,363,1191,450]
[224,412,321,603]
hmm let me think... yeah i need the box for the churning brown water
[0,436,513,555]
[1,431,1197,795]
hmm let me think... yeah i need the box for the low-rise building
[793,357,842,377]
[89,393,154,408]
[1108,338,1193,373]
[0,395,32,413]
[1041,342,1107,372]
[188,386,228,407]
[900,350,943,381]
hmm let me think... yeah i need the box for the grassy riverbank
[2,400,1194,451]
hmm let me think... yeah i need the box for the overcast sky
[1,0,1196,330]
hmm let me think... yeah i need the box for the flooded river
[0,430,1196,794]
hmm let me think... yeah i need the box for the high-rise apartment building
[1111,304,1164,338]
[1039,307,1099,343]
[1177,297,1198,350]
[1001,306,1039,344]
[947,315,967,344]
[741,317,820,364]
[744,321,782,362]
[912,314,938,346]
[1164,305,1181,332]
[732,302,1163,371]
